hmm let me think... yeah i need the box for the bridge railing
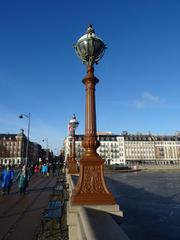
[66,173,130,240]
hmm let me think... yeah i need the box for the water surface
[106,170,180,240]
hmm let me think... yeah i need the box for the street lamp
[71,25,115,205]
[19,113,31,166]
[68,114,79,174]
[54,148,58,156]
[42,138,49,163]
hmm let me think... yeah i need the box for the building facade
[64,133,125,165]
[124,134,156,165]
[0,130,42,166]
[0,131,25,165]
[123,133,180,165]
[64,132,180,166]
[97,134,125,165]
[154,135,180,164]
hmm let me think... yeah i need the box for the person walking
[34,165,39,176]
[41,163,48,176]
[30,164,34,176]
[16,165,30,194]
[0,165,14,195]
[41,164,45,176]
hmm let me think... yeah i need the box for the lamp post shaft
[71,129,76,159]
[68,128,78,174]
[25,113,31,166]
[44,138,49,162]
[71,66,115,205]
[46,139,49,162]
[69,138,72,159]
[82,66,99,153]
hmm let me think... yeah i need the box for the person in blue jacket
[0,165,14,195]
[41,163,48,176]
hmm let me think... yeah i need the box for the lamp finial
[86,24,95,34]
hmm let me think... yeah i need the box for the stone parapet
[67,203,128,240]
[66,173,129,240]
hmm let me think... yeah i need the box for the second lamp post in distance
[68,114,79,174]
[42,138,49,163]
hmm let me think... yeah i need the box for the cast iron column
[71,65,115,205]
[68,129,78,174]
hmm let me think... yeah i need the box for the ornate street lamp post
[68,114,79,174]
[71,25,115,205]
[42,138,49,163]
[19,113,31,166]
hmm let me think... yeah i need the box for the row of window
[156,142,180,145]
[75,142,124,146]
[126,149,154,153]
[99,148,124,151]
[100,143,124,146]
[126,157,155,159]
[1,141,22,146]
[0,158,22,164]
[126,148,154,151]
[126,142,154,145]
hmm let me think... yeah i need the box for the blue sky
[0,0,180,151]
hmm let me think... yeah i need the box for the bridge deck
[0,174,57,240]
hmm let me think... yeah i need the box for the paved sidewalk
[0,175,58,240]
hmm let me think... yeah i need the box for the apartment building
[154,135,180,164]
[64,132,180,166]
[123,133,180,165]
[123,134,156,165]
[0,130,42,166]
[97,134,125,165]
[64,133,125,165]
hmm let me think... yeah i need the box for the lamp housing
[74,24,107,66]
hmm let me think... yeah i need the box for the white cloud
[142,92,159,102]
[133,92,160,109]
[133,100,146,109]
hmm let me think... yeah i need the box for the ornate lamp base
[71,154,116,205]
[68,159,79,174]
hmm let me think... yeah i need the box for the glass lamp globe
[69,114,79,130]
[74,24,107,66]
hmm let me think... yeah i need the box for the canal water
[106,170,180,240]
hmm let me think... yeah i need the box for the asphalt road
[105,170,180,240]
[0,175,57,240]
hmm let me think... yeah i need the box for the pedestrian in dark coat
[16,165,30,194]
[0,165,14,195]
